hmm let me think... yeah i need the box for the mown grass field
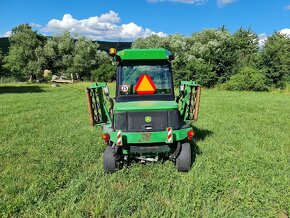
[0,83,289,217]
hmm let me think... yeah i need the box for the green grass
[0,83,289,217]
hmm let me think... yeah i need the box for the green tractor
[86,48,201,173]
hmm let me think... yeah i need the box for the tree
[167,34,188,72]
[184,58,216,87]
[232,28,259,68]
[70,37,99,79]
[91,49,116,82]
[4,24,43,80]
[260,32,290,88]
[91,63,115,82]
[132,34,169,49]
[42,32,74,76]
[42,33,107,79]
[187,28,237,85]
[132,34,189,84]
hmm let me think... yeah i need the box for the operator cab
[116,59,175,102]
[111,48,175,102]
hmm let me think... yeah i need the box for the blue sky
[0,0,290,41]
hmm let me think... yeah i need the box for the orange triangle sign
[135,74,157,95]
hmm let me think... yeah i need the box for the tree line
[0,24,115,82]
[133,27,290,91]
[0,24,289,91]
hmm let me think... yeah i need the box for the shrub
[91,63,116,82]
[222,67,269,91]
[184,59,216,88]
[260,32,290,89]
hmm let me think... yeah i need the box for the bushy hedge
[91,63,116,82]
[221,67,269,91]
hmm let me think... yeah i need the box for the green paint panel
[109,128,191,144]
[115,100,178,112]
[117,49,171,60]
[89,82,107,89]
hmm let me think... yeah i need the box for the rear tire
[176,142,192,172]
[104,146,117,173]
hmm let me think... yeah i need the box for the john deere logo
[145,116,152,123]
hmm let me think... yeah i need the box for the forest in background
[0,24,289,91]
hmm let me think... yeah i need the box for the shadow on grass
[0,86,45,94]
[192,126,213,142]
[191,126,213,164]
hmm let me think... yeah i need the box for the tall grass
[0,83,289,217]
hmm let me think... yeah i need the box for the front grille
[114,110,181,132]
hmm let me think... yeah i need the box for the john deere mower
[86,48,201,173]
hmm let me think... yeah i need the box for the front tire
[176,142,192,172]
[104,146,117,173]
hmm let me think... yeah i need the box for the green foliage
[132,34,169,49]
[132,27,290,90]
[167,34,188,71]
[0,37,11,54]
[132,34,188,72]
[3,24,43,79]
[188,28,238,84]
[132,28,266,88]
[0,83,289,216]
[184,59,216,87]
[260,32,290,89]
[42,33,111,80]
[2,26,114,81]
[0,37,131,56]
[222,67,269,91]
[2,24,290,90]
[70,37,99,79]
[231,28,259,67]
[91,63,116,82]
[42,32,75,76]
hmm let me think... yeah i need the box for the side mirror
[169,55,175,61]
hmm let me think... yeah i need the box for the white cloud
[148,0,235,7]
[41,10,166,41]
[2,31,12,37]
[280,28,290,37]
[147,0,206,4]
[30,23,42,28]
[258,33,268,47]
[258,29,290,47]
[217,0,236,7]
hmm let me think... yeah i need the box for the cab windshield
[118,62,173,96]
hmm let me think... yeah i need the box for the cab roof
[117,48,172,61]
